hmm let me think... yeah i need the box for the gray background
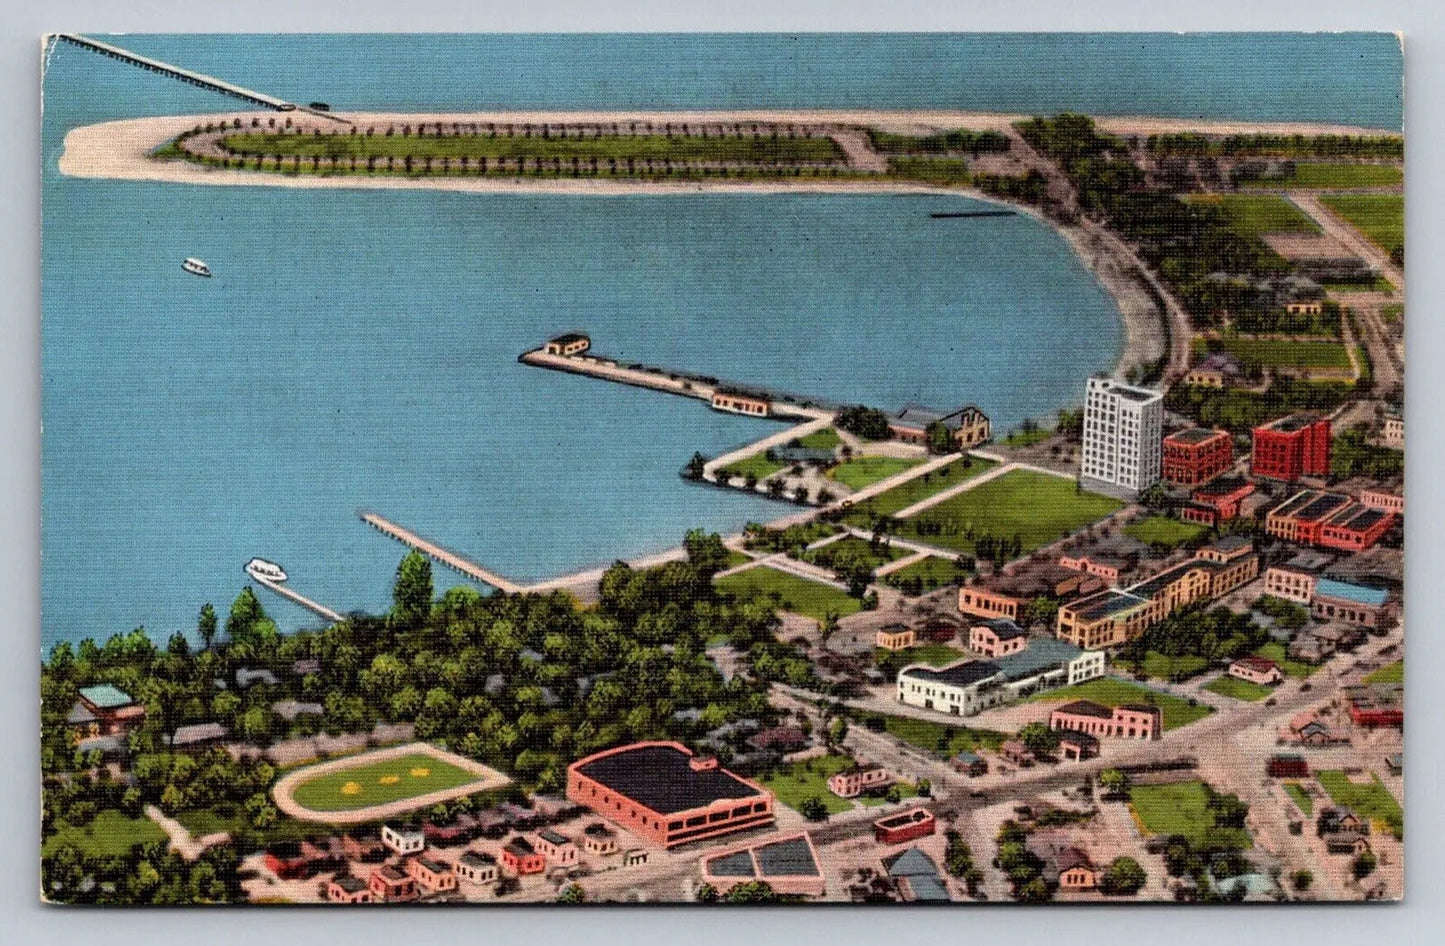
[2,1,1436,943]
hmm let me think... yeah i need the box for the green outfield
[287,751,486,813]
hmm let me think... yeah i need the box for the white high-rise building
[1079,377,1164,498]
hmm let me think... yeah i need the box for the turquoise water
[40,34,1401,649]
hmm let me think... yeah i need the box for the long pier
[53,34,295,110]
[249,575,346,623]
[360,511,523,594]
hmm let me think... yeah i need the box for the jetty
[51,34,342,121]
[359,511,523,594]
[518,346,834,423]
[248,574,346,623]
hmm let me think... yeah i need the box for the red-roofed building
[1228,656,1283,685]
[873,808,937,845]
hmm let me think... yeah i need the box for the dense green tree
[683,529,731,579]
[1100,856,1148,895]
[392,550,434,627]
[196,603,218,651]
[798,796,830,821]
[225,587,267,643]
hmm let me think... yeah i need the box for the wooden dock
[360,511,523,594]
[249,574,346,623]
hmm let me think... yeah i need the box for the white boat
[182,257,212,278]
[244,558,287,583]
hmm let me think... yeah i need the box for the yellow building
[876,623,917,651]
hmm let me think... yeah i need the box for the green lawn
[287,751,484,813]
[715,566,862,622]
[757,755,857,815]
[888,643,969,668]
[882,555,967,594]
[723,549,753,569]
[42,810,168,859]
[1189,194,1321,237]
[1320,194,1404,254]
[721,452,787,482]
[1284,782,1314,817]
[1239,162,1403,190]
[219,131,845,165]
[1364,659,1403,685]
[796,427,843,451]
[858,781,921,807]
[1003,426,1053,447]
[828,456,926,490]
[1128,780,1253,849]
[1252,641,1321,679]
[1026,676,1213,731]
[1197,337,1354,372]
[1203,674,1276,702]
[1315,770,1403,839]
[841,457,998,523]
[863,712,1007,757]
[1124,516,1209,547]
[1119,651,1210,681]
[906,469,1123,555]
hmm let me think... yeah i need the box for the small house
[1057,729,1100,762]
[875,624,916,652]
[999,740,1037,768]
[623,848,650,867]
[455,851,499,886]
[827,764,894,799]
[582,823,619,856]
[534,829,579,866]
[501,837,546,875]
[951,751,987,777]
[1228,656,1284,686]
[325,874,373,904]
[543,332,591,356]
[368,864,418,902]
[873,808,937,846]
[406,855,458,895]
[381,824,425,857]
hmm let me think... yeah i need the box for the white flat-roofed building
[1080,377,1164,499]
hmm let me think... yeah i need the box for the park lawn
[723,549,753,569]
[883,555,967,594]
[43,810,168,859]
[906,469,1124,555]
[219,131,845,165]
[841,456,998,522]
[757,755,856,816]
[1189,193,1320,237]
[1026,677,1213,731]
[721,452,787,482]
[1239,162,1403,190]
[715,566,862,622]
[828,455,926,490]
[889,642,970,667]
[1320,194,1404,254]
[859,712,1007,757]
[1128,780,1253,849]
[1252,641,1321,678]
[1003,426,1052,447]
[1315,770,1403,839]
[801,535,904,571]
[1202,337,1354,372]
[1120,651,1210,681]
[796,427,842,451]
[1284,782,1314,817]
[288,751,483,813]
[1124,515,1209,548]
[1203,674,1276,702]
[1364,659,1403,685]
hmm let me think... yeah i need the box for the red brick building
[1251,414,1331,481]
[873,808,937,845]
[1048,700,1162,741]
[500,837,547,875]
[1181,477,1256,526]
[1162,428,1233,486]
[567,742,774,849]
[368,864,418,902]
[1266,490,1395,552]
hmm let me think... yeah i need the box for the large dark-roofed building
[567,741,774,848]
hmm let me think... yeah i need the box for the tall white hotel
[1079,377,1164,499]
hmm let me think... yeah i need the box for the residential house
[406,856,458,896]
[68,684,145,742]
[827,764,894,799]
[1326,833,1372,857]
[368,864,418,903]
[875,623,916,652]
[325,874,374,904]
[582,823,619,856]
[1183,352,1245,388]
[1228,656,1283,685]
[534,829,579,867]
[501,837,547,875]
[262,842,310,880]
[381,825,425,857]
[951,751,988,777]
[1036,842,1099,891]
[1317,807,1366,836]
[455,851,499,886]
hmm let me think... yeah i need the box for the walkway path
[145,804,227,862]
[703,416,834,481]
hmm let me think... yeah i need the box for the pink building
[827,765,894,799]
[1049,700,1162,741]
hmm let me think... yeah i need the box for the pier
[249,574,346,623]
[52,34,342,121]
[360,511,523,594]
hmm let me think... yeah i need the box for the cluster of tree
[696,880,781,903]
[888,157,971,187]
[1015,722,1062,760]
[1331,424,1405,480]
[1117,605,1270,679]
[1163,377,1353,433]
[884,557,972,597]
[1099,856,1149,896]
[1228,301,1342,337]
[834,404,893,441]
[994,819,1051,902]
[942,828,985,895]
[868,127,1011,155]
[741,520,839,555]
[1253,595,1310,632]
[804,540,888,598]
[972,533,1025,568]
[972,170,1050,205]
[42,839,241,905]
[1019,115,1293,326]
[1146,132,1403,159]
